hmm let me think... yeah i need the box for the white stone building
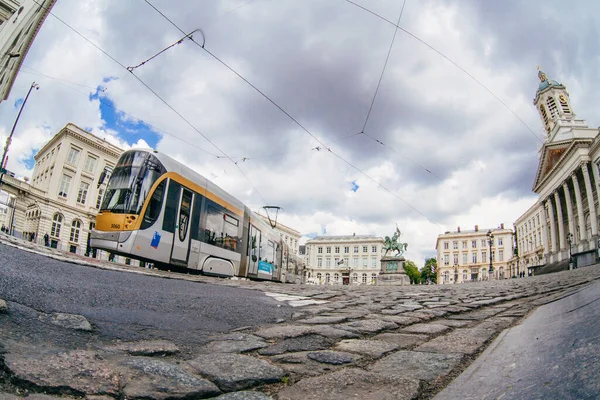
[436,225,514,284]
[0,0,56,101]
[514,203,545,275]
[305,234,384,285]
[257,213,301,255]
[513,69,600,271]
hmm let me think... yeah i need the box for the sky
[0,0,599,265]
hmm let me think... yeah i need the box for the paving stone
[402,311,435,321]
[434,319,474,328]
[447,309,502,320]
[198,336,269,354]
[254,324,357,340]
[473,317,516,332]
[296,315,348,324]
[420,309,449,317]
[188,353,285,392]
[258,334,337,356]
[415,327,498,355]
[372,333,430,348]
[369,351,463,381]
[122,357,221,399]
[333,339,398,358]
[373,315,420,326]
[391,304,423,311]
[401,323,451,335]
[307,350,358,365]
[0,298,7,313]
[214,391,274,399]
[47,312,92,331]
[5,350,122,395]
[104,340,180,356]
[276,368,420,400]
[338,319,398,334]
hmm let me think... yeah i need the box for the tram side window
[162,180,181,233]
[141,180,166,229]
[204,205,240,251]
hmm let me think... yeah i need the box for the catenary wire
[344,0,545,144]
[29,0,270,205]
[143,0,441,227]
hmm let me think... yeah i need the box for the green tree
[403,260,421,284]
[420,258,437,284]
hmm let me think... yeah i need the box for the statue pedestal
[378,256,410,286]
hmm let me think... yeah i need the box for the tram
[90,149,303,283]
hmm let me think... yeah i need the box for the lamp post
[567,232,573,270]
[487,229,494,280]
[0,82,40,188]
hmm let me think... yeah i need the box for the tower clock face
[559,94,568,104]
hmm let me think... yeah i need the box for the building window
[481,239,486,247]
[362,273,367,283]
[463,270,468,281]
[472,253,477,263]
[499,250,504,261]
[453,241,458,249]
[371,273,377,284]
[444,254,449,265]
[70,220,81,243]
[481,268,487,279]
[51,213,63,238]
[462,253,467,265]
[482,251,487,262]
[354,246,359,253]
[335,246,340,253]
[334,273,339,282]
[326,246,331,254]
[58,174,72,198]
[84,155,97,173]
[363,246,368,252]
[77,181,89,204]
[371,245,377,253]
[96,188,104,209]
[353,257,358,267]
[325,273,330,283]
[453,254,458,264]
[352,273,358,283]
[443,271,449,283]
[325,258,331,267]
[498,237,503,246]
[546,96,559,119]
[317,247,322,254]
[492,250,495,261]
[462,241,467,249]
[371,257,377,268]
[317,273,322,283]
[67,147,80,165]
[344,246,349,253]
[444,242,449,250]
[344,257,349,266]
[362,257,368,267]
[317,258,322,267]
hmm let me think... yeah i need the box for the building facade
[436,225,514,284]
[257,213,301,255]
[514,203,545,275]
[0,0,56,101]
[513,70,600,270]
[305,234,384,285]
[0,123,124,259]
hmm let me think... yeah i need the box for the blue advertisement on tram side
[258,260,273,274]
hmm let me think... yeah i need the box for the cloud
[0,0,598,266]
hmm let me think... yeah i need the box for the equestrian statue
[383,225,408,257]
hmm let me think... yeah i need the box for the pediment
[532,139,593,193]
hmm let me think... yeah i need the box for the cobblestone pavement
[1,232,600,399]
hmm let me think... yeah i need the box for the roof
[307,234,382,242]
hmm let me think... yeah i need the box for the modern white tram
[90,149,303,283]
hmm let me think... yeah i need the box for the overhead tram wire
[143,0,442,227]
[20,64,221,158]
[30,0,270,206]
[344,0,545,145]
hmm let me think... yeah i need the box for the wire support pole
[0,81,39,188]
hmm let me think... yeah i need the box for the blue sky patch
[351,180,359,192]
[90,85,161,149]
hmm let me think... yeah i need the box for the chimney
[500,223,504,229]
[457,226,461,233]
[475,225,479,232]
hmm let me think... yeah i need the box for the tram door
[171,188,194,264]
[248,224,261,275]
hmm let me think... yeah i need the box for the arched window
[51,213,63,238]
[334,273,339,282]
[462,270,468,282]
[317,273,322,283]
[362,273,367,283]
[325,273,331,283]
[371,273,377,284]
[70,220,81,243]
[352,273,358,283]
[443,271,449,283]
[481,268,487,279]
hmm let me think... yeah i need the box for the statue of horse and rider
[383,225,408,257]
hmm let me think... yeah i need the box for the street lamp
[0,81,40,188]
[567,232,573,270]
[487,229,494,280]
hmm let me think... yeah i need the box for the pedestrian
[0,225,4,233]
[43,233,49,247]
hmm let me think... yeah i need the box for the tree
[420,258,437,284]
[403,260,421,284]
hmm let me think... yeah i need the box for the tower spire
[537,66,548,83]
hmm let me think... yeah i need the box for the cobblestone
[2,233,600,399]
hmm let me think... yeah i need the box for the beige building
[0,0,56,101]
[513,69,600,271]
[0,123,123,259]
[305,234,384,285]
[436,225,514,284]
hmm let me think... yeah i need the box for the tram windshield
[100,151,166,215]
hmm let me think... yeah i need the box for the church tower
[533,67,587,143]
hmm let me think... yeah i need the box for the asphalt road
[0,243,292,351]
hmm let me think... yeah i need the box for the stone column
[582,163,598,240]
[546,198,557,255]
[572,171,587,242]
[554,191,565,252]
[541,205,549,260]
[563,181,576,240]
